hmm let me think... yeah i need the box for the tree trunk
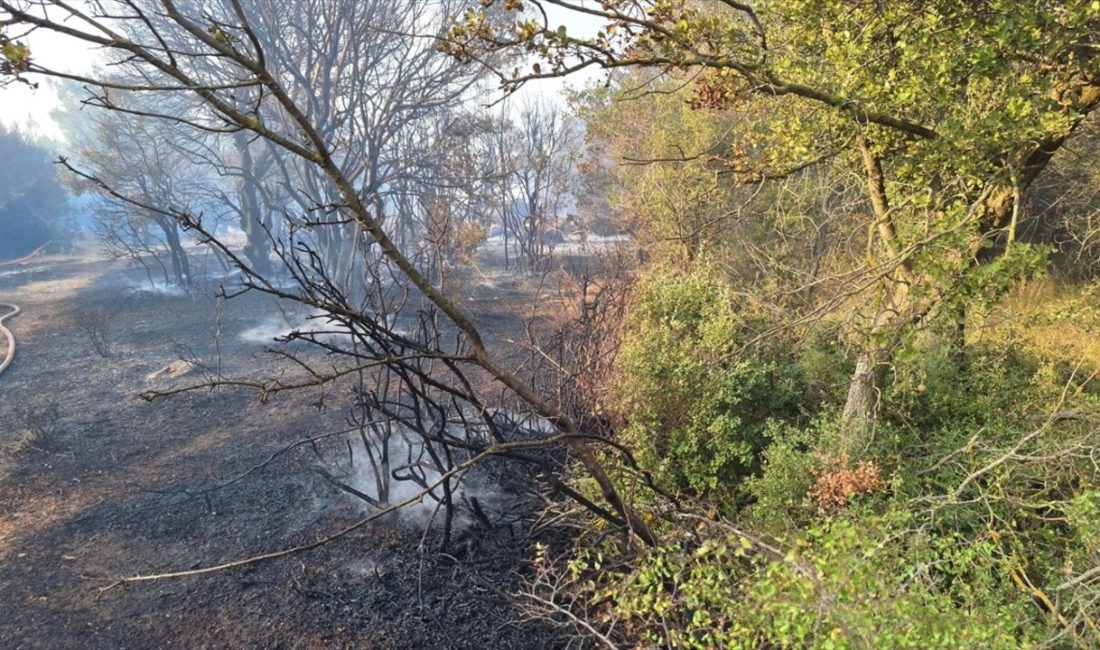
[839,346,886,453]
[838,138,910,452]
[837,101,1099,451]
[161,219,191,287]
[236,133,273,277]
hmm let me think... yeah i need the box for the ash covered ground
[0,250,605,649]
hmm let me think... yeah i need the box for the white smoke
[126,278,187,296]
[336,424,505,530]
[238,311,356,345]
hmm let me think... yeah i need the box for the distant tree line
[0,128,70,258]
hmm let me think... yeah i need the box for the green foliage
[587,299,1100,647]
[591,512,1035,649]
[577,75,744,265]
[1067,491,1100,557]
[796,331,853,408]
[744,418,833,535]
[739,516,1032,649]
[573,72,864,318]
[889,344,1040,435]
[0,129,72,258]
[978,277,1100,377]
[861,325,1100,646]
[885,284,1100,444]
[453,4,1100,646]
[0,29,31,82]
[614,262,803,499]
[729,0,1099,299]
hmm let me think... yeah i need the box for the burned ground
[0,253,587,649]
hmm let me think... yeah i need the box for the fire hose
[0,246,45,268]
[0,246,50,376]
[0,302,19,377]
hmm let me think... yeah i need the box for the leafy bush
[858,325,1100,648]
[796,329,853,408]
[742,421,820,534]
[584,512,1036,649]
[579,291,1100,647]
[613,262,803,499]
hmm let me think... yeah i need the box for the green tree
[449,0,1100,450]
[0,128,70,258]
[577,76,742,265]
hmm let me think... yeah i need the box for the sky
[0,27,98,140]
[0,3,606,141]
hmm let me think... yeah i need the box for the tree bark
[840,347,884,450]
[839,137,911,450]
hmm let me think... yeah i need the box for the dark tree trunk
[236,134,273,277]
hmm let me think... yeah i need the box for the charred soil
[0,255,576,649]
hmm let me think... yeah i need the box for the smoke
[347,444,450,522]
[238,311,356,345]
[125,278,187,297]
[239,311,414,346]
[238,316,298,344]
[335,424,506,530]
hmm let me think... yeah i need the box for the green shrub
[583,266,1100,649]
[743,420,821,534]
[596,512,1036,649]
[614,262,803,499]
[797,329,853,408]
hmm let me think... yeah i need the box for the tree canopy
[0,128,69,258]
